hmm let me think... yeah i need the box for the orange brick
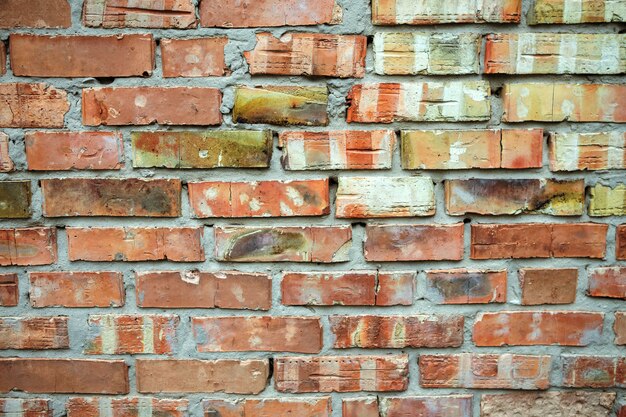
[549,131,626,171]
[588,266,626,299]
[162,38,227,77]
[0,0,71,28]
[29,272,124,308]
[618,224,626,260]
[424,269,507,304]
[67,397,188,417]
[136,271,271,310]
[0,227,57,266]
[0,273,18,306]
[67,227,204,262]
[473,311,603,346]
[0,399,52,417]
[615,312,626,345]
[203,398,331,417]
[500,129,544,168]
[381,397,473,417]
[0,42,5,76]
[342,398,379,417]
[0,317,68,349]
[83,0,196,28]
[0,83,69,128]
[372,0,521,24]
[519,268,577,305]
[562,356,622,388]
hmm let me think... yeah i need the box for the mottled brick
[0,181,31,218]
[0,83,69,128]
[67,397,188,417]
[588,266,626,299]
[0,228,57,266]
[549,132,626,171]
[0,274,18,307]
[203,398,331,417]
[424,269,507,304]
[528,0,625,24]
[0,317,68,350]
[29,272,124,308]
[161,38,227,77]
[589,184,626,216]
[83,0,197,28]
[481,391,615,417]
[372,0,521,24]
[519,268,577,305]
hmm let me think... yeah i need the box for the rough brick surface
[29,272,125,308]
[519,268,578,305]
[481,392,616,417]
[0,0,71,28]
[161,38,227,77]
[67,397,188,417]
[424,269,507,304]
[0,83,69,128]
[83,0,197,28]
[0,317,69,350]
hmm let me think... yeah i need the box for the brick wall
[0,0,625,416]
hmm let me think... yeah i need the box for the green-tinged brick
[0,181,31,218]
[131,130,272,169]
[233,86,329,126]
[589,184,626,216]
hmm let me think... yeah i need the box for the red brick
[83,0,196,28]
[67,397,188,417]
[419,354,551,389]
[562,356,622,388]
[0,273,18,306]
[501,129,544,168]
[0,358,128,394]
[162,37,227,77]
[0,227,57,266]
[424,269,507,304]
[43,178,181,217]
[588,266,626,299]
[0,83,69,128]
[136,271,271,310]
[274,355,409,393]
[82,87,222,126]
[342,398,378,417]
[29,272,124,308]
[0,0,71,28]
[136,359,268,394]
[615,312,626,345]
[0,132,13,172]
[25,131,124,171]
[203,398,331,417]
[199,0,341,27]
[381,397,473,417]
[473,311,604,346]
[9,34,155,77]
[364,224,464,262]
[191,316,322,353]
[245,33,366,78]
[281,270,414,306]
[330,315,463,348]
[85,314,179,355]
[0,317,68,349]
[214,226,351,262]
[470,223,607,259]
[481,391,616,417]
[618,224,626,260]
[519,268,578,305]
[188,179,329,218]
[0,399,52,417]
[67,227,204,262]
[0,42,5,76]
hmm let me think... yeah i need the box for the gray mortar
[0,0,625,416]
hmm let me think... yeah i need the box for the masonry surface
[0,0,625,416]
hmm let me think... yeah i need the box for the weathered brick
[9,34,155,77]
[445,179,584,216]
[84,315,179,355]
[0,228,57,266]
[136,271,271,310]
[279,130,395,170]
[41,178,181,217]
[473,311,603,346]
[245,33,366,78]
[381,396,473,417]
[191,316,322,353]
[342,398,379,417]
[83,0,197,28]
[502,83,626,122]
[199,0,341,27]
[424,269,507,304]
[549,132,626,171]
[136,359,268,394]
[364,224,464,262]
[67,397,188,417]
[214,226,351,262]
[67,227,203,262]
[519,268,577,305]
[0,133,14,172]
[485,33,626,74]
[336,176,435,218]
[188,179,329,218]
[561,356,623,388]
[233,86,328,126]
[0,181,31,218]
[588,266,626,299]
[589,183,626,216]
[347,82,490,123]
[25,132,124,171]
[419,354,550,389]
[0,274,18,307]
[29,272,124,308]
[0,0,71,28]
[161,38,227,77]
[274,355,409,393]
[0,358,128,394]
[203,398,331,417]
[615,312,626,344]
[619,224,626,260]
[480,391,616,417]
[401,129,542,170]
[470,223,607,259]
[281,271,414,306]
[132,130,272,169]
[373,33,480,75]
[330,315,464,348]
[372,0,521,24]
[0,83,69,128]
[0,399,52,417]
[83,87,222,126]
[528,0,626,24]
[0,317,68,350]
[0,42,5,76]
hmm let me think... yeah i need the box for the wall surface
[0,0,625,416]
